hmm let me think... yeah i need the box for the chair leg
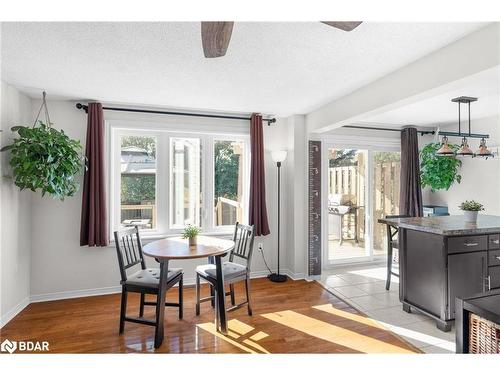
[229,284,235,306]
[210,285,215,308]
[386,245,393,291]
[195,274,201,316]
[178,274,183,320]
[119,288,127,334]
[245,277,252,316]
[139,292,145,317]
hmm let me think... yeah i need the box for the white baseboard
[30,286,122,303]
[0,296,30,328]
[4,270,307,325]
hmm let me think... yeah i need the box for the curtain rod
[343,125,435,136]
[75,103,277,125]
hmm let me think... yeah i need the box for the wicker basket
[469,313,500,353]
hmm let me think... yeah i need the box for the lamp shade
[436,136,455,156]
[456,137,474,157]
[271,150,287,163]
[476,138,494,158]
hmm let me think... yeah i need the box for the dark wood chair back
[229,223,256,267]
[114,226,146,283]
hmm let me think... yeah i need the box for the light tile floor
[320,262,455,354]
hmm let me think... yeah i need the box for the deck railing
[121,204,156,228]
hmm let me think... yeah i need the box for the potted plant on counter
[459,200,484,223]
[182,225,201,246]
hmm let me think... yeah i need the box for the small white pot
[188,236,197,246]
[463,210,478,223]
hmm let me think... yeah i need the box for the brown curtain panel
[249,114,270,236]
[400,127,423,217]
[80,103,108,246]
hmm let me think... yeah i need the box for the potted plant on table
[459,200,484,223]
[182,225,201,246]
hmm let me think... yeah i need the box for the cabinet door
[448,251,487,318]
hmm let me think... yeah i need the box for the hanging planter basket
[1,92,86,200]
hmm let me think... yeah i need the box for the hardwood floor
[0,278,420,353]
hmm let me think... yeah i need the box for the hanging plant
[420,142,462,191]
[0,92,86,200]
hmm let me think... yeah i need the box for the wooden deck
[0,278,420,353]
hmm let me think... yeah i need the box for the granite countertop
[378,215,500,236]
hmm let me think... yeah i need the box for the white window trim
[107,120,250,241]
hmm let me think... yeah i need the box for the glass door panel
[372,151,401,256]
[327,148,368,262]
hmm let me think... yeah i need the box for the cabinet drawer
[448,236,488,254]
[489,234,500,250]
[490,250,500,267]
[489,266,500,289]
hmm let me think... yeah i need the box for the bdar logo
[1,339,17,354]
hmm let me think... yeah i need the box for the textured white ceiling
[357,66,500,128]
[1,22,487,117]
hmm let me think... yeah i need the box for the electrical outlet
[258,243,263,251]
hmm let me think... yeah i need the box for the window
[110,126,249,237]
[120,135,157,229]
[214,140,246,227]
[170,137,201,228]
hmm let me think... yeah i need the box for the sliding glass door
[327,148,368,262]
[324,147,401,265]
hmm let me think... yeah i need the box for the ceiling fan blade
[321,21,362,31]
[201,22,234,58]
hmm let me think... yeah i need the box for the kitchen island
[378,215,500,331]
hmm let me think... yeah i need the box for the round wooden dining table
[143,235,235,348]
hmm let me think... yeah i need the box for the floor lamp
[268,150,287,283]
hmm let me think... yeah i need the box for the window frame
[108,121,250,240]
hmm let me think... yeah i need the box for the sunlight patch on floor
[382,323,454,349]
[313,304,382,329]
[344,266,399,283]
[197,319,270,354]
[261,310,416,354]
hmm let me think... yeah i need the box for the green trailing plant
[0,121,86,200]
[459,200,484,212]
[182,224,201,239]
[420,142,462,191]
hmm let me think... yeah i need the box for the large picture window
[111,126,249,237]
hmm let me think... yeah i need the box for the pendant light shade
[456,137,474,157]
[475,138,494,158]
[436,136,455,156]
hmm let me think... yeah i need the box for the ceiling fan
[201,21,363,58]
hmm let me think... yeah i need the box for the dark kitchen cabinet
[448,251,487,317]
[398,229,500,331]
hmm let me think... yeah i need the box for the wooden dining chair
[195,223,255,317]
[114,226,184,336]
[384,215,411,290]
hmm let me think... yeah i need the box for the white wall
[428,116,500,215]
[0,82,33,326]
[28,100,295,300]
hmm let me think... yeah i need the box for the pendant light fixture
[436,96,494,159]
[436,135,455,156]
[457,137,474,157]
[476,138,494,159]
